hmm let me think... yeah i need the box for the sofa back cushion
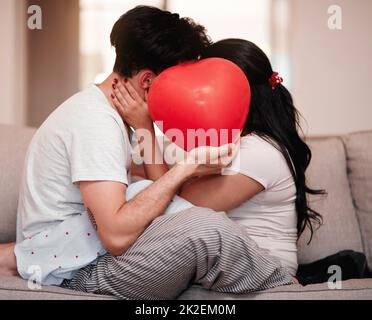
[343,131,372,269]
[0,125,36,243]
[297,137,363,264]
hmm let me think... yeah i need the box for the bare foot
[0,243,18,276]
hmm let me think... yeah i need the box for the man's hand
[111,79,152,130]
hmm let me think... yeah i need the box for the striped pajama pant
[62,207,293,299]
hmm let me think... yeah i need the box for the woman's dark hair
[110,6,211,77]
[202,39,324,243]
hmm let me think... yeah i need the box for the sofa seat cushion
[1,275,371,300]
[343,131,372,269]
[0,275,115,300]
[178,279,372,300]
[297,137,363,264]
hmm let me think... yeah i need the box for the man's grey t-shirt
[16,84,132,242]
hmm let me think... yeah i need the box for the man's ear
[138,70,156,90]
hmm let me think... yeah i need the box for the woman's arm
[112,80,168,181]
[130,162,146,179]
[136,124,169,181]
[179,173,264,212]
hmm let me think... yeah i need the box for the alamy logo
[27,265,42,290]
[328,5,342,30]
[327,265,342,289]
[27,5,42,30]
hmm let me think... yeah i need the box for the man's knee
[152,207,236,243]
[179,207,226,222]
[178,209,233,238]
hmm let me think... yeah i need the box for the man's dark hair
[110,6,211,77]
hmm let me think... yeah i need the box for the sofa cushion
[178,279,372,300]
[1,275,371,300]
[297,137,363,264]
[0,125,36,243]
[343,131,372,269]
[0,275,114,300]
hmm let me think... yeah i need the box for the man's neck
[96,72,132,137]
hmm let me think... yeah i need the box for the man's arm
[80,144,233,257]
[80,164,191,256]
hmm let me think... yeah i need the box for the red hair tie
[269,72,283,90]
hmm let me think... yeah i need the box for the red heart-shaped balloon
[148,58,250,151]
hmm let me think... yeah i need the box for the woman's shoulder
[238,133,294,185]
[225,133,285,189]
[240,133,283,159]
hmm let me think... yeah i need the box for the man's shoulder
[50,85,121,127]
[33,85,124,148]
[61,85,109,112]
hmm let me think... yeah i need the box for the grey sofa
[0,124,372,300]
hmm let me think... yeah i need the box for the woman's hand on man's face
[111,79,153,131]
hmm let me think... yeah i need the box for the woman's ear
[139,70,156,90]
